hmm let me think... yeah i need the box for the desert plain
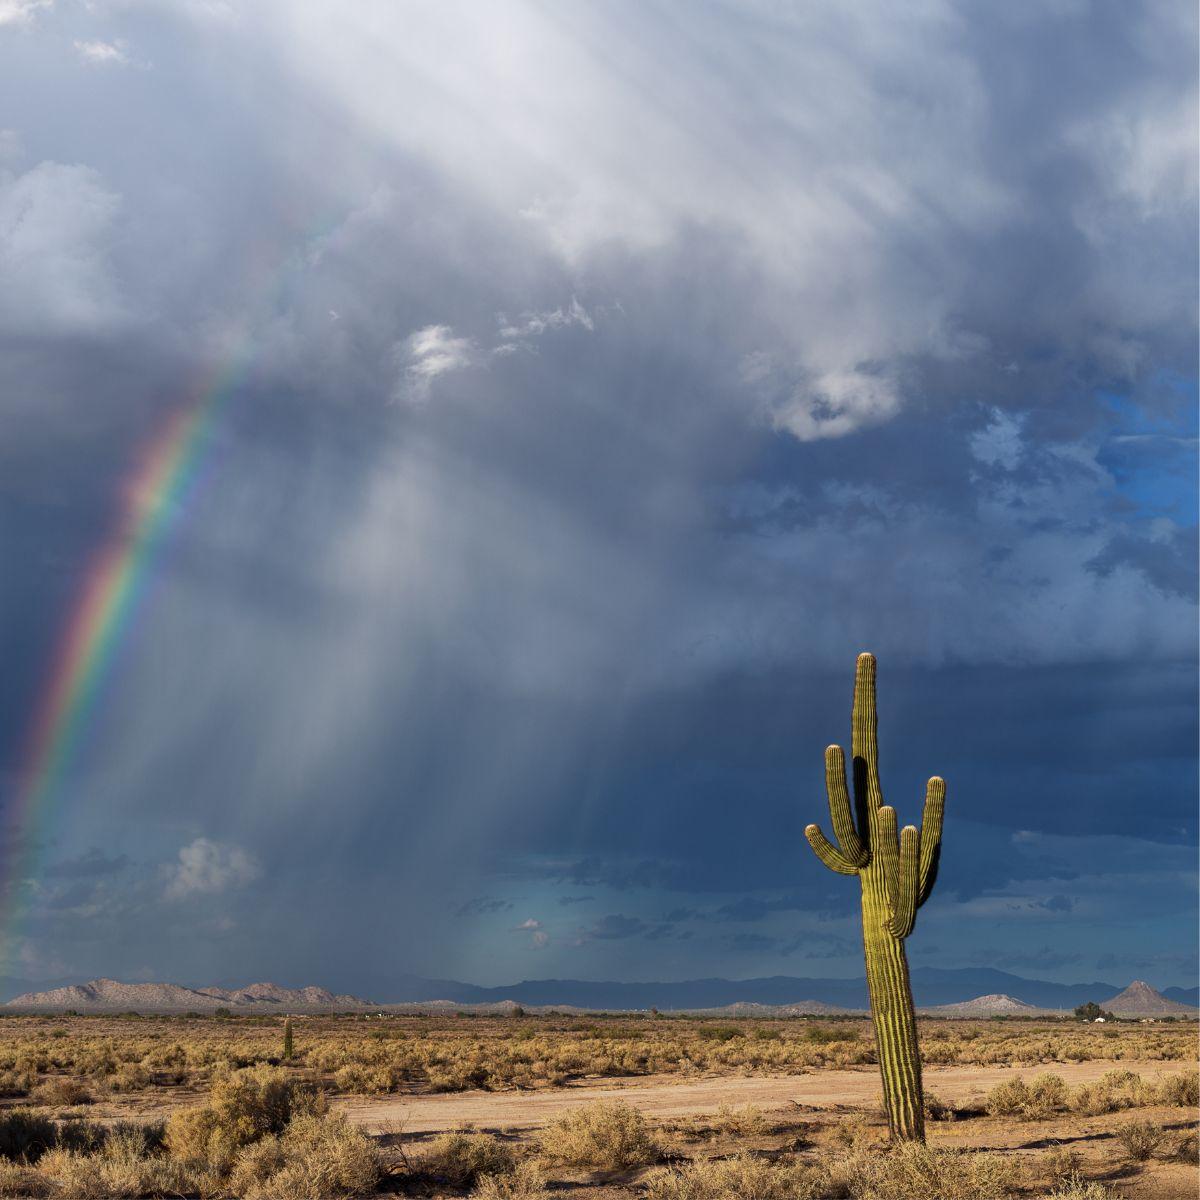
[0,1011,1193,1198]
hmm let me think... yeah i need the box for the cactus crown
[804,652,945,937]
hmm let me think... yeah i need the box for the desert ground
[0,1012,1193,1197]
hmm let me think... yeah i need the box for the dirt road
[333,1057,1183,1135]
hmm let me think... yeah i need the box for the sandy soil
[332,1056,1185,1135]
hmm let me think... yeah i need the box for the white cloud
[0,161,123,334]
[760,366,903,443]
[395,323,474,402]
[73,38,130,66]
[510,917,548,947]
[0,0,50,27]
[969,409,1025,470]
[497,296,594,345]
[164,838,260,900]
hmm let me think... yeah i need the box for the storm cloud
[0,0,1194,995]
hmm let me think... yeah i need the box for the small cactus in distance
[282,1017,294,1061]
[804,653,946,1142]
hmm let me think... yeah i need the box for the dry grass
[1044,1174,1121,1200]
[645,1143,1023,1200]
[837,1142,1023,1200]
[227,1111,381,1198]
[644,1152,826,1199]
[538,1100,662,1171]
[470,1161,548,1199]
[1114,1118,1167,1162]
[0,1013,1191,1197]
[0,1012,1190,1098]
[987,1067,1198,1121]
[417,1130,518,1188]
[36,1127,204,1199]
[0,1109,57,1162]
[164,1062,326,1171]
[0,1159,50,1197]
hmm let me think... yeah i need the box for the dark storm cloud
[974,946,1084,972]
[43,850,129,880]
[579,915,648,942]
[0,0,1194,991]
[454,897,513,918]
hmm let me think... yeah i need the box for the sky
[0,0,1195,998]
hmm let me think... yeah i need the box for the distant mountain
[5,978,373,1012]
[1104,980,1198,1017]
[678,1000,860,1017]
[367,968,1194,1012]
[7,971,1196,1016]
[919,993,1061,1018]
[1163,986,1200,1007]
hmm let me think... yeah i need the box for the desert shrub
[1171,1128,1198,1162]
[1156,1068,1199,1106]
[0,1157,50,1196]
[923,1091,956,1121]
[55,1120,164,1158]
[1115,1119,1165,1162]
[985,1077,1030,1117]
[472,1161,548,1199]
[806,1025,856,1044]
[644,1152,825,1200]
[1069,1082,1119,1116]
[0,1072,32,1098]
[1045,1143,1082,1182]
[0,1110,57,1162]
[985,1073,1066,1119]
[37,1127,201,1200]
[822,1113,884,1152]
[538,1100,661,1171]
[333,1063,399,1094]
[836,1142,1023,1200]
[1026,1073,1069,1117]
[695,1026,740,1042]
[419,1130,517,1189]
[31,1077,91,1106]
[1100,1068,1140,1089]
[711,1103,768,1137]
[1044,1174,1120,1200]
[165,1064,325,1171]
[228,1112,381,1199]
[109,1062,151,1092]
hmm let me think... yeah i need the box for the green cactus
[805,653,945,1142]
[282,1017,294,1061]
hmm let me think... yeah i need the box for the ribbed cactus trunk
[805,653,945,1143]
[860,864,924,1140]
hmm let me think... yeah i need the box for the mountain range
[355,968,1198,1011]
[3,979,372,1012]
[3,970,1196,1013]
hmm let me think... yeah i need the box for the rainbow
[2,361,241,967]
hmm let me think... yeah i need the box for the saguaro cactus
[805,653,945,1142]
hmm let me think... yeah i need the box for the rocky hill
[5,978,373,1012]
[1103,980,1198,1017]
[918,993,1061,1018]
[680,1000,862,1017]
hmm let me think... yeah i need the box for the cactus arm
[917,777,945,907]
[887,825,920,938]
[805,824,859,875]
[876,805,900,913]
[851,652,884,817]
[825,745,867,867]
